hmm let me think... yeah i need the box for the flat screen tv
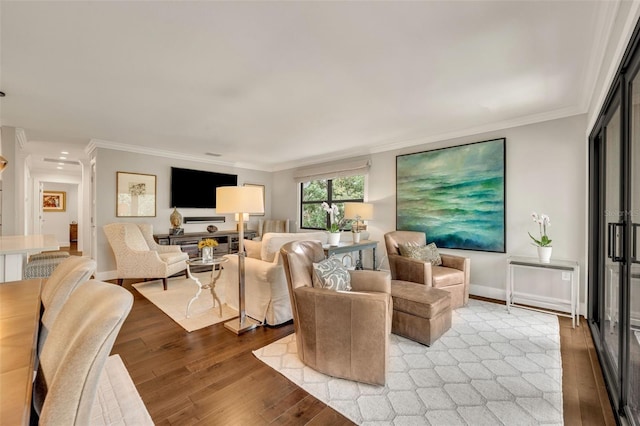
[170,167,237,208]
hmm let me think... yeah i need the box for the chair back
[137,223,160,250]
[258,219,290,237]
[39,256,97,353]
[34,280,133,425]
[280,240,325,332]
[103,223,150,262]
[384,230,427,256]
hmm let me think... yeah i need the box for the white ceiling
[0,1,615,173]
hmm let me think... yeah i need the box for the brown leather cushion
[432,266,464,288]
[390,280,451,318]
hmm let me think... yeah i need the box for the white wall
[273,114,588,312]
[94,148,272,277]
[42,182,78,247]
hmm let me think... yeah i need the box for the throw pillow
[398,242,442,266]
[244,239,262,259]
[312,257,351,291]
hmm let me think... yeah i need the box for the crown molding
[579,0,621,113]
[87,138,272,172]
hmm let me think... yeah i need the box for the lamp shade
[216,186,264,214]
[344,202,373,220]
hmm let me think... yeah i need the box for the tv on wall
[170,167,237,208]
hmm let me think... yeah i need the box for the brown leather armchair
[384,231,470,308]
[280,240,392,385]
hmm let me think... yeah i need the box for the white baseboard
[469,283,585,318]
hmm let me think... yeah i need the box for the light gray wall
[273,114,588,309]
[42,182,78,247]
[0,127,17,235]
[95,148,271,276]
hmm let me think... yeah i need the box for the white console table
[0,235,59,283]
[506,256,580,328]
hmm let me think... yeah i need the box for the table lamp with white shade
[216,186,264,334]
[344,202,373,243]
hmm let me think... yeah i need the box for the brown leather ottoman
[390,280,452,346]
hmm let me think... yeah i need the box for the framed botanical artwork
[43,191,66,212]
[396,138,506,253]
[116,172,157,217]
[243,183,265,216]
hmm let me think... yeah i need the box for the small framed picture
[43,191,66,212]
[116,172,157,217]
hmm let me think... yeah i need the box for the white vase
[201,246,214,262]
[327,232,340,246]
[537,246,552,263]
[352,232,361,243]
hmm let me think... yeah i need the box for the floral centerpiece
[529,212,552,263]
[198,238,218,262]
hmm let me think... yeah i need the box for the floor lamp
[216,186,264,334]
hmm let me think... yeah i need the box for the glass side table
[185,256,229,318]
[506,255,580,328]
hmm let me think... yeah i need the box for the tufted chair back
[33,280,133,425]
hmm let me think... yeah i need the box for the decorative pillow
[398,242,442,266]
[312,257,351,291]
[243,239,262,259]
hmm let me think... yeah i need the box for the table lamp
[344,202,373,243]
[216,186,264,334]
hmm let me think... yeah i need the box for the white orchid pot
[352,232,361,243]
[537,246,552,263]
[327,232,340,246]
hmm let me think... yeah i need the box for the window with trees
[300,175,365,230]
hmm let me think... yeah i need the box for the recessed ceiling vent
[205,152,222,157]
[43,158,80,165]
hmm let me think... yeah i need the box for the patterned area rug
[132,272,238,332]
[253,299,563,425]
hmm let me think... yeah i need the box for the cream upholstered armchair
[384,230,470,308]
[254,219,290,240]
[220,231,328,325]
[280,240,392,385]
[103,223,188,290]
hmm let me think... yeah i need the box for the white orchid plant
[529,212,552,247]
[321,202,345,233]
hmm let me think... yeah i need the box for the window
[300,175,365,230]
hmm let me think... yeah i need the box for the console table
[506,255,580,327]
[154,230,257,258]
[323,240,378,270]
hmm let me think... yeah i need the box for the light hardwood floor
[103,276,615,426]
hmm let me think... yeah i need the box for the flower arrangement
[198,238,218,249]
[321,202,346,233]
[529,212,552,247]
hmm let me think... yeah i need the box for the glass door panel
[628,70,640,424]
[604,105,622,372]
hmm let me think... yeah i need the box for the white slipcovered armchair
[103,223,188,290]
[220,231,328,325]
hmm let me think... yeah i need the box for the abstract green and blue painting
[396,138,506,253]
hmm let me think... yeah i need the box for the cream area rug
[132,272,238,332]
[254,299,563,425]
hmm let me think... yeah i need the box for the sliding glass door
[588,17,640,426]
[628,65,640,424]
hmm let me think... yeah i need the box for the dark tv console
[153,230,257,258]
